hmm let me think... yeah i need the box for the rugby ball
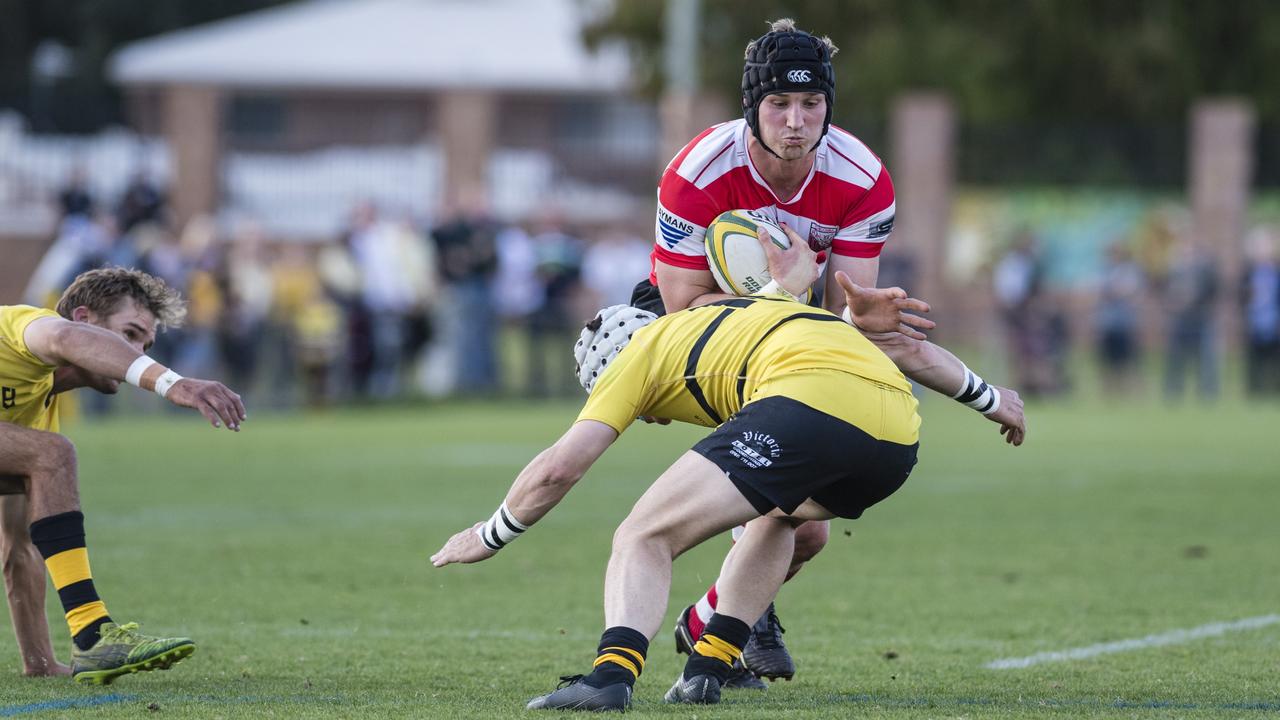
[704,209,809,300]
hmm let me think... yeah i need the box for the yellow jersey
[0,305,62,432]
[577,297,917,443]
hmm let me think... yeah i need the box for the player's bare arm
[431,420,618,567]
[823,260,1025,445]
[23,316,246,431]
[653,261,737,313]
[0,493,71,677]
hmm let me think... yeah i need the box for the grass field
[0,395,1278,718]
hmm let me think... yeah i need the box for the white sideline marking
[986,614,1280,669]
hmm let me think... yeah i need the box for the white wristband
[125,356,157,387]
[757,279,799,301]
[153,369,184,399]
[475,502,529,551]
[841,305,854,324]
[952,365,1002,416]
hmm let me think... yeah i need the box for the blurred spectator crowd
[26,169,1280,412]
[25,170,652,410]
[992,214,1280,403]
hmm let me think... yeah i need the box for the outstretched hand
[758,223,820,299]
[987,385,1026,446]
[834,271,935,340]
[431,522,498,567]
[165,378,246,431]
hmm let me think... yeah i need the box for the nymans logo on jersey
[807,222,838,251]
[869,216,896,240]
[658,208,694,248]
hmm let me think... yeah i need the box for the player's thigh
[617,450,762,558]
[0,423,75,478]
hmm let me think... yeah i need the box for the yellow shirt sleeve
[0,305,60,371]
[574,340,655,435]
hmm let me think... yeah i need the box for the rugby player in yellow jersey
[432,231,1025,710]
[1,267,244,683]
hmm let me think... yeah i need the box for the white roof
[110,0,630,93]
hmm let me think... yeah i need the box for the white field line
[985,614,1280,669]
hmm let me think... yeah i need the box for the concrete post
[163,84,222,228]
[1189,99,1255,351]
[889,93,956,331]
[437,91,497,205]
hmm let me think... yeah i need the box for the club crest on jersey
[730,430,782,469]
[657,208,694,248]
[786,69,812,83]
[807,222,838,251]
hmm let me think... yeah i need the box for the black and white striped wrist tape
[952,366,1002,416]
[476,502,529,551]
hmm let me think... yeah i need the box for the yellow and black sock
[684,613,750,682]
[583,626,648,689]
[29,511,112,651]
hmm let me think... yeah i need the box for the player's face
[75,298,158,394]
[757,92,826,161]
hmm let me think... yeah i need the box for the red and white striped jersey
[651,118,895,284]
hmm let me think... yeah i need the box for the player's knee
[32,434,77,479]
[792,520,830,564]
[611,517,677,560]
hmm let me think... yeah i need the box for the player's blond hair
[744,18,839,59]
[56,267,187,330]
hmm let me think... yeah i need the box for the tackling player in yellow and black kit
[579,296,919,521]
[1,268,244,684]
[432,287,956,711]
[434,226,1024,710]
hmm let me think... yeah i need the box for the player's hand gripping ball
[704,209,813,302]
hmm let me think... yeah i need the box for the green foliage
[588,0,1280,125]
[0,398,1277,717]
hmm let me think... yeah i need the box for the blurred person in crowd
[993,231,1052,395]
[1242,227,1280,397]
[316,231,363,400]
[1162,238,1219,402]
[170,215,224,382]
[271,243,344,407]
[432,186,500,395]
[23,213,114,310]
[1095,242,1145,397]
[56,165,94,221]
[582,229,651,309]
[493,223,542,396]
[526,208,585,398]
[396,214,442,395]
[215,221,274,403]
[116,170,167,235]
[348,202,439,399]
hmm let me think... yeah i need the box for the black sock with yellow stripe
[582,626,648,689]
[29,511,112,651]
[684,613,750,682]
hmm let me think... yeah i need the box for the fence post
[890,92,956,332]
[1188,99,1256,354]
[163,84,223,229]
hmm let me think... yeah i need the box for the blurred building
[104,0,655,235]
